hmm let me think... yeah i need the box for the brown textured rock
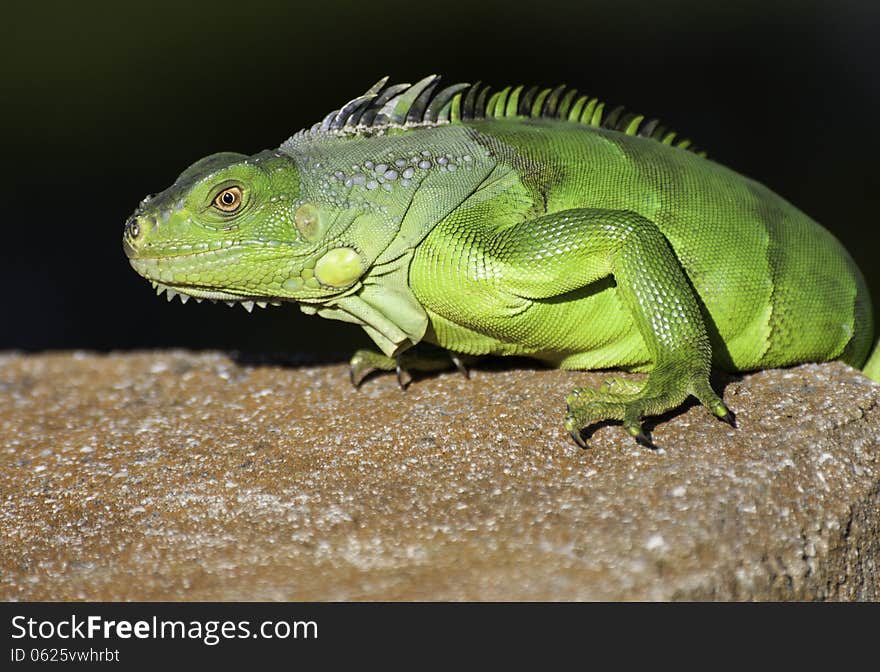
[1,351,879,601]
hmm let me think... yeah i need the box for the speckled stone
[1,352,879,601]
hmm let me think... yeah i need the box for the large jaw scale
[150,281,282,313]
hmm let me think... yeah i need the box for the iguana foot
[564,367,731,448]
[349,346,477,389]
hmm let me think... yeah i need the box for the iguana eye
[213,186,243,212]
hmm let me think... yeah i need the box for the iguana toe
[599,377,644,395]
[689,379,735,426]
[349,349,396,387]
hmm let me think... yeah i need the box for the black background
[4,0,878,356]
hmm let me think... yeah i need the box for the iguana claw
[633,430,657,449]
[568,428,588,449]
[450,354,470,379]
[564,411,589,448]
[718,409,737,428]
[395,362,413,390]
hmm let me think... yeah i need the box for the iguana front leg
[349,346,476,389]
[487,208,732,447]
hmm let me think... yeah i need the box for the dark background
[4,0,878,356]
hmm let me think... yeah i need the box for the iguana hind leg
[484,208,732,447]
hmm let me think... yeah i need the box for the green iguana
[123,75,878,447]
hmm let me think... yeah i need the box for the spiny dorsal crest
[301,74,705,156]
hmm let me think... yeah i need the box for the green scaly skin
[123,75,877,448]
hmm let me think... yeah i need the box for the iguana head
[123,150,365,309]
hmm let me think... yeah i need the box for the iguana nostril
[127,218,141,239]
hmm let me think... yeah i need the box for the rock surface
[1,351,878,601]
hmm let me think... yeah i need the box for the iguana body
[123,75,877,446]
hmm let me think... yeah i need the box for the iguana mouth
[129,255,284,312]
[149,281,282,312]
